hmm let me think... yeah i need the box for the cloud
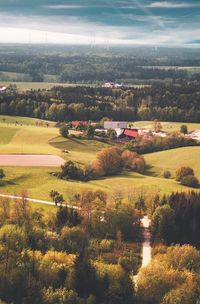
[146,1,200,8]
[44,5,85,10]
[0,11,199,47]
[0,1,199,47]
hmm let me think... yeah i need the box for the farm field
[0,122,59,155]
[138,66,200,74]
[132,121,200,132]
[0,154,65,167]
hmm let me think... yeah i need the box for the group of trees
[175,166,199,188]
[59,147,146,182]
[125,134,199,154]
[137,244,200,304]
[1,81,200,122]
[92,147,145,176]
[0,190,143,304]
[151,191,200,246]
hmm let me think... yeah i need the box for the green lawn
[50,137,111,164]
[145,146,200,179]
[0,115,55,126]
[131,121,200,133]
[0,123,59,155]
[0,127,18,144]
[0,166,191,203]
[1,82,96,91]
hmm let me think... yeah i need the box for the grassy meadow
[1,82,97,91]
[145,146,200,178]
[131,121,200,132]
[0,115,200,206]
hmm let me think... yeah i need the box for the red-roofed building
[122,129,139,139]
[72,121,89,128]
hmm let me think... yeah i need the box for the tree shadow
[144,165,158,177]
[1,174,31,186]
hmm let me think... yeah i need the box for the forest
[0,45,199,83]
[1,81,200,122]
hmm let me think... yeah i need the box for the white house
[104,121,128,130]
[0,86,7,92]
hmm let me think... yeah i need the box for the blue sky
[0,0,199,46]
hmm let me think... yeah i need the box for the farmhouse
[104,121,128,129]
[102,82,123,89]
[0,86,7,92]
[189,129,200,140]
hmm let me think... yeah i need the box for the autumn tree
[121,150,146,174]
[175,166,194,181]
[92,147,123,176]
[153,119,163,133]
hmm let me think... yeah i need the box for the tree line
[1,81,200,122]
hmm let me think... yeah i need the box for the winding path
[134,215,152,284]
[141,216,152,267]
[0,193,80,210]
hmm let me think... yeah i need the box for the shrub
[60,161,84,180]
[99,239,115,252]
[180,125,188,134]
[107,128,117,140]
[180,175,199,188]
[163,170,171,179]
[118,251,141,274]
[59,124,69,138]
[175,166,194,181]
[0,169,5,180]
[60,227,88,253]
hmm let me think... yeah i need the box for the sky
[0,0,199,46]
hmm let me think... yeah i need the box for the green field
[145,146,200,178]
[0,82,97,91]
[132,121,200,132]
[1,166,191,202]
[0,116,200,205]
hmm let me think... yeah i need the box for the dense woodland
[0,191,142,304]
[1,81,200,122]
[0,45,199,83]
